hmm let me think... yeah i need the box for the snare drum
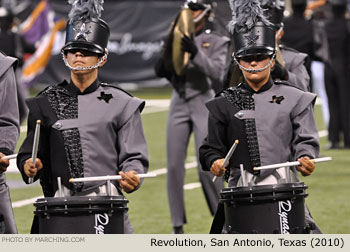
[34,196,128,234]
[220,182,309,234]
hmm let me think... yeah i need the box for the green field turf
[7,89,350,234]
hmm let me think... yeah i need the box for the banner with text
[35,1,183,87]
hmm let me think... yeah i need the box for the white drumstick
[253,157,332,171]
[29,120,41,184]
[2,154,17,160]
[212,140,239,182]
[69,173,157,183]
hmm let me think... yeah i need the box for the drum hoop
[34,206,128,215]
[34,196,128,207]
[221,182,307,194]
[220,182,308,202]
[220,192,308,203]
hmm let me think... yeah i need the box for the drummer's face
[65,49,103,73]
[239,55,274,89]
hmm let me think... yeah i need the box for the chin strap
[61,52,108,71]
[232,51,276,73]
[193,5,211,23]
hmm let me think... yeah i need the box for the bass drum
[34,196,128,234]
[220,182,309,234]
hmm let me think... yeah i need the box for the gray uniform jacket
[155,30,230,99]
[183,31,230,99]
[200,79,320,184]
[17,80,149,196]
[281,46,310,92]
[0,53,20,234]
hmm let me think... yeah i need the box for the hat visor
[62,41,105,55]
[235,47,275,59]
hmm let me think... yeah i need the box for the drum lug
[88,204,92,214]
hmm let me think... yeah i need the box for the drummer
[16,1,149,234]
[199,0,321,233]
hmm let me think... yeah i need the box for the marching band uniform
[17,1,148,234]
[17,80,148,196]
[199,79,319,186]
[324,0,350,148]
[199,0,321,233]
[0,52,20,234]
[155,0,229,233]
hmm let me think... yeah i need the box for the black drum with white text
[34,196,128,234]
[220,182,309,234]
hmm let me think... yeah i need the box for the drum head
[172,8,195,76]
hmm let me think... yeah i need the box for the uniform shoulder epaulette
[205,30,230,41]
[274,80,304,91]
[100,83,134,97]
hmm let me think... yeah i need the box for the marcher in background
[0,51,20,234]
[224,0,311,92]
[155,0,230,234]
[324,0,350,149]
[282,0,329,127]
[262,0,311,91]
[283,0,330,128]
[17,0,149,234]
[0,5,35,123]
[200,0,321,233]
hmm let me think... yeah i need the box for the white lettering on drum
[278,200,292,234]
[94,213,110,234]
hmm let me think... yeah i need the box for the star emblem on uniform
[98,92,113,103]
[269,95,284,104]
[245,34,259,46]
[74,23,91,40]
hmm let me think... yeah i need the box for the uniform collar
[242,77,274,93]
[66,79,100,96]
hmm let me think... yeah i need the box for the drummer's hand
[297,156,315,176]
[24,158,43,179]
[0,152,10,174]
[119,170,140,193]
[210,159,226,177]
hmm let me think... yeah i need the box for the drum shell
[221,182,308,234]
[34,196,128,234]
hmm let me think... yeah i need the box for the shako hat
[61,0,110,55]
[228,0,275,59]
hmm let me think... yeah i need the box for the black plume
[68,0,104,23]
[260,0,285,10]
[227,0,272,34]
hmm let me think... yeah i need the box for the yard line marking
[319,130,328,138]
[184,182,201,190]
[12,195,43,208]
[152,161,197,176]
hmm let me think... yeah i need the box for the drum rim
[221,182,307,194]
[34,195,129,207]
[220,182,308,202]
